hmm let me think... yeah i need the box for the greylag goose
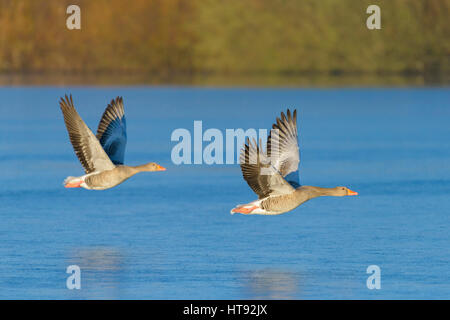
[60,94,165,190]
[231,109,357,215]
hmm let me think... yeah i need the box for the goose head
[332,186,358,196]
[138,162,166,172]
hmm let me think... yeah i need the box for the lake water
[0,87,449,299]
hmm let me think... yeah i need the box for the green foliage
[0,0,448,83]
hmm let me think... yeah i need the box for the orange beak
[156,164,166,171]
[347,189,358,196]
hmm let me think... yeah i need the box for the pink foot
[231,205,258,214]
[65,180,82,188]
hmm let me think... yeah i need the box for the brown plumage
[231,109,357,215]
[60,94,165,190]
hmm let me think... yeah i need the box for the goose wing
[60,95,116,174]
[239,138,295,199]
[267,109,300,188]
[96,97,127,165]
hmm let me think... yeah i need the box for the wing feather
[239,138,295,199]
[60,95,116,174]
[96,97,127,165]
[267,109,300,187]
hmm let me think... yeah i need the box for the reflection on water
[66,247,124,299]
[240,269,301,299]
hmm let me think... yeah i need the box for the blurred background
[1,1,449,299]
[0,0,448,86]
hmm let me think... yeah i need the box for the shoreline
[0,72,448,87]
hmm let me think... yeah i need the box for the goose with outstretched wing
[231,109,357,215]
[60,95,165,190]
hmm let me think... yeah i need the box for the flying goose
[60,95,165,190]
[231,109,357,215]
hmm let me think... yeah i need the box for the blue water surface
[0,87,449,299]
